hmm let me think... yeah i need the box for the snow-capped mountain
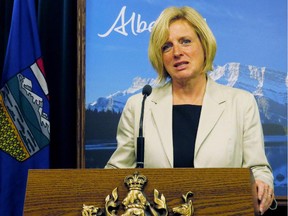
[87,62,287,126]
[87,77,157,113]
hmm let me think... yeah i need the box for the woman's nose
[173,44,183,57]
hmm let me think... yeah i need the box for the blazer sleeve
[105,95,139,168]
[242,93,274,188]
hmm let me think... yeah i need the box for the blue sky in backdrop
[85,0,287,104]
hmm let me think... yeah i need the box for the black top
[173,105,202,168]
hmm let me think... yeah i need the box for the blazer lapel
[195,77,226,156]
[150,83,174,167]
[148,78,226,165]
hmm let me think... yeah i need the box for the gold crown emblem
[124,172,147,190]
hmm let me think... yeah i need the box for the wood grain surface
[24,168,257,215]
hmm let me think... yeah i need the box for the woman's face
[162,19,205,83]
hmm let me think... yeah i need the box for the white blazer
[105,77,274,187]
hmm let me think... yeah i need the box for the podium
[24,168,258,215]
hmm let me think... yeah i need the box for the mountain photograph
[87,63,287,132]
[84,0,287,196]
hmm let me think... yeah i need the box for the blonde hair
[148,6,217,83]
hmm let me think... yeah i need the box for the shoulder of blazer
[147,81,172,105]
[206,76,255,104]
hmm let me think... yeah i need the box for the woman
[105,6,274,214]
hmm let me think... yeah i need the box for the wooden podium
[24,168,258,215]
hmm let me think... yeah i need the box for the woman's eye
[182,39,191,45]
[162,43,172,52]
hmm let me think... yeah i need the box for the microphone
[136,84,152,168]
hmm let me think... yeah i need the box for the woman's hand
[256,179,274,215]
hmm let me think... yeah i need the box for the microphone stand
[136,93,148,168]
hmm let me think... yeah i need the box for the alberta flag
[0,0,50,215]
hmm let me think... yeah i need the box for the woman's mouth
[174,61,189,69]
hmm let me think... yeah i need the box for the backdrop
[84,0,287,197]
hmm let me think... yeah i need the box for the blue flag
[0,0,50,215]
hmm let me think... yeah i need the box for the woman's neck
[172,75,207,105]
